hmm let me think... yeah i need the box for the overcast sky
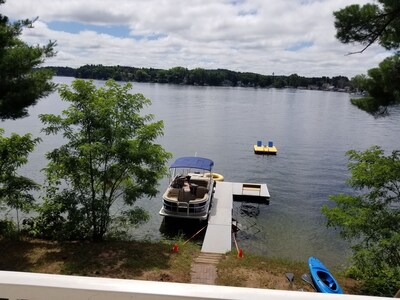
[3,0,392,78]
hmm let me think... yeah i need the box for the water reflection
[159,217,207,243]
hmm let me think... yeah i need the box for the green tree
[238,72,258,87]
[273,77,286,88]
[36,79,171,241]
[258,75,273,88]
[0,0,56,119]
[207,70,225,86]
[350,74,369,92]
[188,68,208,85]
[322,146,400,296]
[287,73,301,88]
[135,69,150,82]
[350,54,400,115]
[334,1,400,53]
[156,69,169,83]
[0,1,51,235]
[167,66,188,84]
[334,1,400,116]
[0,129,41,234]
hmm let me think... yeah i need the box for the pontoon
[159,157,215,220]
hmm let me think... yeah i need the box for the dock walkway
[201,182,233,253]
[201,181,269,254]
[192,181,269,284]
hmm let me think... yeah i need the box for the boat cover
[170,157,214,171]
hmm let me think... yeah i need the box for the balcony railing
[0,271,393,300]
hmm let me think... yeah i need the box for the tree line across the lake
[45,65,352,91]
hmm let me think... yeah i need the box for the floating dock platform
[201,181,270,254]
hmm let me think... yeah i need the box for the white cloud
[2,0,389,77]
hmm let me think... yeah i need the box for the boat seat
[196,186,209,198]
[178,188,186,202]
[175,177,186,188]
[190,179,209,187]
[168,188,180,198]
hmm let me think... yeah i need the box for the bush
[0,219,18,239]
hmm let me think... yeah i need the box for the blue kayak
[308,256,343,294]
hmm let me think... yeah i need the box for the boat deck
[201,181,270,254]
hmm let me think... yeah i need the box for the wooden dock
[201,181,270,254]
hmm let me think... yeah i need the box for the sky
[2,0,393,78]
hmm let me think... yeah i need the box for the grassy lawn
[0,238,360,294]
[217,252,360,294]
[0,238,200,283]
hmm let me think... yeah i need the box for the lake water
[2,76,399,268]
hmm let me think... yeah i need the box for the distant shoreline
[41,65,355,92]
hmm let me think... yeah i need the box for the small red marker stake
[172,244,179,253]
[237,248,243,258]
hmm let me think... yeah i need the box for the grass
[0,237,360,294]
[0,238,200,282]
[217,252,361,294]
[217,252,313,290]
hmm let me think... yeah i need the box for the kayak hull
[308,256,343,294]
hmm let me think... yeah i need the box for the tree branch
[346,8,400,55]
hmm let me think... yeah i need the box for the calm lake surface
[2,76,399,267]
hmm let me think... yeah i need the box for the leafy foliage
[350,74,369,92]
[334,1,400,53]
[322,146,400,296]
[0,0,56,119]
[0,129,41,233]
[350,54,400,116]
[334,1,400,116]
[34,79,171,241]
[0,219,17,239]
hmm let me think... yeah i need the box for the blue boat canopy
[170,157,214,171]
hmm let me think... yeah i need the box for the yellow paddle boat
[254,140,278,155]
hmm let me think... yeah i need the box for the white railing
[0,271,393,300]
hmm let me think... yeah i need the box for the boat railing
[177,201,189,212]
